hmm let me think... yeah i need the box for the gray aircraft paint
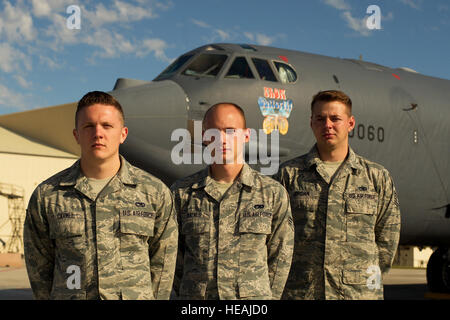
[0,43,449,248]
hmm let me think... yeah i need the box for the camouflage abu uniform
[274,145,401,300]
[23,155,178,300]
[171,163,294,300]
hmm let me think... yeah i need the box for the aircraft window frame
[273,61,298,84]
[239,44,257,52]
[205,45,225,51]
[251,58,278,82]
[224,56,255,80]
[154,53,194,80]
[181,53,228,78]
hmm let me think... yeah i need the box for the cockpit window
[225,57,255,79]
[182,54,227,77]
[274,61,297,83]
[252,58,277,82]
[155,54,193,80]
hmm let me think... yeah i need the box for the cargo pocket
[179,217,210,299]
[238,280,272,300]
[344,192,377,242]
[180,217,210,269]
[50,289,87,300]
[119,214,155,266]
[291,192,319,240]
[342,269,366,285]
[49,214,86,298]
[179,279,207,300]
[237,216,271,299]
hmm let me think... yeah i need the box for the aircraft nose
[110,79,198,184]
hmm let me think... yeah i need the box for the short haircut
[311,90,352,116]
[75,91,125,127]
[202,102,247,129]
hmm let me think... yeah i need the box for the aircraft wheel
[426,247,450,293]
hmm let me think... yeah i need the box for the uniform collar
[306,144,363,173]
[191,163,256,190]
[58,155,137,199]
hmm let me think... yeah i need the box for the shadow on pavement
[0,289,33,300]
[384,284,428,300]
[0,284,432,300]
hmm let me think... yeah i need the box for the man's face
[73,104,128,163]
[203,104,249,164]
[310,100,355,152]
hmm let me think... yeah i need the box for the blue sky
[0,0,449,115]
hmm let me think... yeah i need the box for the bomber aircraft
[0,43,449,293]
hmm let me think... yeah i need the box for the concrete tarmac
[0,265,433,300]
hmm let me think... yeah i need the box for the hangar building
[0,126,77,256]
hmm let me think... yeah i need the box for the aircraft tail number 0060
[349,124,385,142]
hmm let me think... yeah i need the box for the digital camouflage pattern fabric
[23,155,178,300]
[171,163,294,300]
[274,145,401,300]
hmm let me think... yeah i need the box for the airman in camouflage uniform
[274,90,401,300]
[171,103,294,300]
[23,91,178,299]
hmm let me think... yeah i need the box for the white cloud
[438,4,449,12]
[0,43,31,73]
[399,0,422,10]
[0,84,29,110]
[215,29,231,41]
[0,0,173,111]
[138,38,171,62]
[39,55,61,70]
[83,29,132,58]
[83,1,157,29]
[31,0,71,17]
[191,18,210,29]
[0,1,36,42]
[341,11,370,36]
[323,0,392,36]
[323,0,350,10]
[384,11,394,22]
[191,19,232,42]
[244,32,285,46]
[31,0,52,17]
[33,1,170,62]
[244,32,276,46]
[14,75,32,89]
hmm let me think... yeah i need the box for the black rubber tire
[426,247,450,293]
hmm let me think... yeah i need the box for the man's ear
[244,128,251,143]
[348,115,355,132]
[73,128,80,145]
[120,126,128,144]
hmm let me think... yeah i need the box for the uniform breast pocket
[291,192,319,240]
[238,215,271,254]
[49,213,85,250]
[119,212,155,243]
[180,217,210,266]
[119,212,155,267]
[345,191,378,242]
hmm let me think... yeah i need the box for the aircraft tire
[426,247,450,293]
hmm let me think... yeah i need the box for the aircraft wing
[0,103,80,156]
